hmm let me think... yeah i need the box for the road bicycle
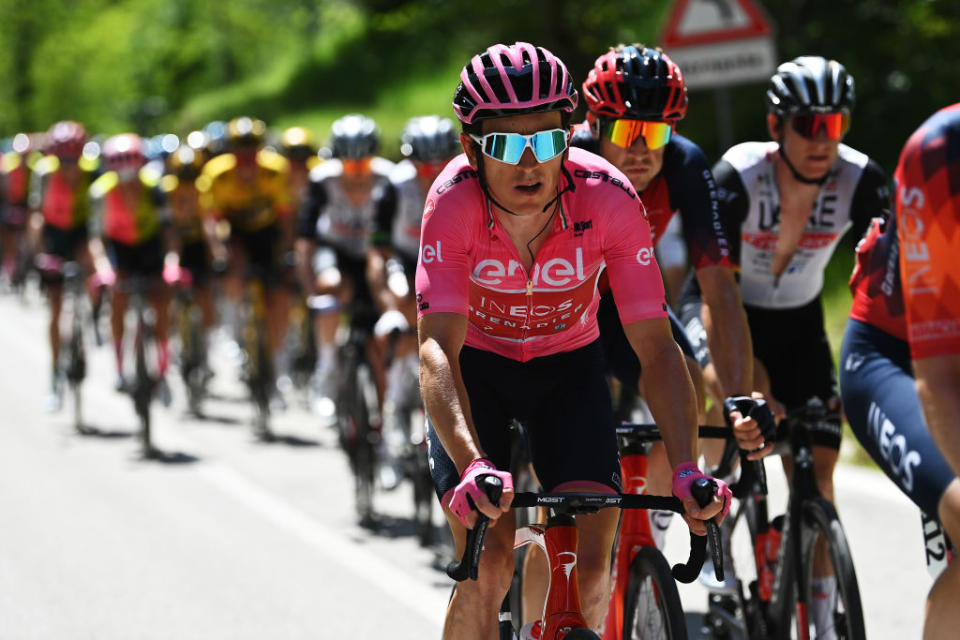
[39,257,96,433]
[172,269,208,417]
[448,476,722,640]
[602,423,736,640]
[118,274,162,458]
[330,298,382,527]
[241,269,274,441]
[703,404,866,640]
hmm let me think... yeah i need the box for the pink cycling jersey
[416,147,667,362]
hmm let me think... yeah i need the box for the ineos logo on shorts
[473,248,586,286]
[636,247,654,265]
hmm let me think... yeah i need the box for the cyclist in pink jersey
[417,41,731,638]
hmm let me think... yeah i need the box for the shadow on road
[256,432,321,448]
[139,448,201,465]
[76,425,135,439]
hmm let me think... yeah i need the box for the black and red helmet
[582,46,688,123]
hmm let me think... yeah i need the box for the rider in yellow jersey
[197,116,293,393]
[87,133,173,400]
[162,144,216,348]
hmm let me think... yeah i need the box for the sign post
[659,0,777,151]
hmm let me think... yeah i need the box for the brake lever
[671,477,724,583]
[445,476,504,582]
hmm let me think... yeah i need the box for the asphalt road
[0,286,934,639]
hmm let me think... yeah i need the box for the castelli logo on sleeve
[423,199,436,220]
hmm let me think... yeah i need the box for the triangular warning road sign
[661,0,772,48]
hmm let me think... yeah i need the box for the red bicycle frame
[514,515,592,638]
[601,447,654,640]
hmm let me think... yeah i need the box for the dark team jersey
[713,142,889,309]
[848,214,905,341]
[570,128,733,270]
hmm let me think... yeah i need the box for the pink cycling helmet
[453,42,578,127]
[102,133,146,173]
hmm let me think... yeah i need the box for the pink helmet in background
[453,42,578,126]
[102,133,146,178]
[46,121,87,159]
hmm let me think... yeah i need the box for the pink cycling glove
[672,462,732,519]
[446,458,514,528]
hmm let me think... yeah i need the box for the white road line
[196,459,446,628]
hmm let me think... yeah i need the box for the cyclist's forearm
[642,343,699,467]
[704,293,752,397]
[419,337,482,473]
[699,268,753,397]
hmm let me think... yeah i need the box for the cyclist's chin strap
[777,145,831,186]
[538,162,576,213]
[476,153,521,217]
[476,156,576,217]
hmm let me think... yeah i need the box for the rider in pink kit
[416,41,731,638]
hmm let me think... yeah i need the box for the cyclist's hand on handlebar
[724,393,777,461]
[672,462,731,536]
[445,458,514,529]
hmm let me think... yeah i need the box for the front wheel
[623,546,688,640]
[787,497,865,640]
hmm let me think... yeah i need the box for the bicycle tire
[68,307,86,433]
[786,497,866,640]
[411,446,434,546]
[622,546,688,640]
[134,313,153,456]
[353,361,377,525]
[563,629,602,639]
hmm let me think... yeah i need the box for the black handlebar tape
[445,475,504,582]
[692,479,724,580]
[671,477,722,583]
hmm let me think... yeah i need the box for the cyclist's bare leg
[196,283,216,331]
[926,479,960,639]
[111,286,129,377]
[47,283,64,374]
[519,495,620,630]
[148,285,171,376]
[312,268,347,353]
[442,508,516,640]
[265,284,290,357]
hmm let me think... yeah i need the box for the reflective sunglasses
[469,128,569,165]
[790,112,850,141]
[603,119,673,150]
[342,157,372,176]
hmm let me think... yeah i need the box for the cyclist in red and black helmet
[30,121,100,410]
[574,45,772,474]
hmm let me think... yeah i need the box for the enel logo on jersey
[473,248,588,287]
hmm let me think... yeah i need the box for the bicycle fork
[514,515,591,639]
